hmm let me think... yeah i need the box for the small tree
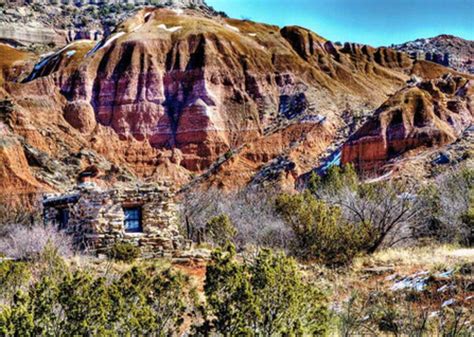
[198,244,253,335]
[205,214,237,247]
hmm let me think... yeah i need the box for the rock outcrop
[342,74,473,172]
[0,1,213,50]
[392,35,474,74]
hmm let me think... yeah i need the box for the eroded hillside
[0,6,472,202]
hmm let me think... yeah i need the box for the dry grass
[301,245,474,307]
[355,244,474,272]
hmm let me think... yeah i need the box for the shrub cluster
[335,286,472,337]
[204,214,237,247]
[0,224,73,261]
[276,191,371,266]
[415,168,473,246]
[181,187,292,251]
[0,244,329,336]
[107,242,141,262]
[194,244,329,335]
[0,262,193,336]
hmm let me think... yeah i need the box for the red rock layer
[342,75,473,172]
[1,8,469,196]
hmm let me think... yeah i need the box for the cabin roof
[43,193,80,207]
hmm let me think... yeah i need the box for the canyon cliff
[0,6,472,201]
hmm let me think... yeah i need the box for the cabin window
[124,207,142,233]
[56,208,69,230]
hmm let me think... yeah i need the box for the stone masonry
[43,181,190,257]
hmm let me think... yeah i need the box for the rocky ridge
[0,0,214,51]
[392,35,474,74]
[342,74,473,172]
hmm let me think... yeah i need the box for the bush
[205,214,236,247]
[0,199,41,237]
[195,245,329,335]
[108,242,140,262]
[311,165,420,252]
[416,167,473,246]
[0,265,194,336]
[276,191,372,266]
[181,187,292,251]
[0,224,73,261]
[0,260,30,301]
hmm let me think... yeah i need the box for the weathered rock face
[0,134,48,206]
[0,1,213,50]
[0,44,35,84]
[0,23,68,48]
[52,8,415,173]
[342,75,474,172]
[1,7,472,199]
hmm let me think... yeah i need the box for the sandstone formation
[1,6,473,201]
[342,74,473,172]
[57,9,414,174]
[0,44,35,84]
[0,134,49,206]
[0,23,68,48]
[2,0,206,6]
[0,0,213,50]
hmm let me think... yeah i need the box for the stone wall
[43,182,190,257]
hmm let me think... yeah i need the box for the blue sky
[206,0,474,46]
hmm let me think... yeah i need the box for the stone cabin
[43,181,189,257]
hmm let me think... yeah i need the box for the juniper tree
[196,244,329,336]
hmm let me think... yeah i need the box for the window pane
[56,209,69,230]
[124,207,142,232]
[125,209,139,221]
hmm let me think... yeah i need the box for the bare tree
[179,186,292,251]
[315,172,421,252]
[0,224,73,260]
[415,167,473,245]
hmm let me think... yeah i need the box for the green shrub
[0,261,30,301]
[224,150,233,160]
[108,242,141,262]
[205,214,237,247]
[276,191,371,266]
[309,164,422,252]
[0,264,193,336]
[195,245,329,335]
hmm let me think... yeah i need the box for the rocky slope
[392,35,474,74]
[342,74,473,172]
[0,0,213,51]
[0,5,472,201]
